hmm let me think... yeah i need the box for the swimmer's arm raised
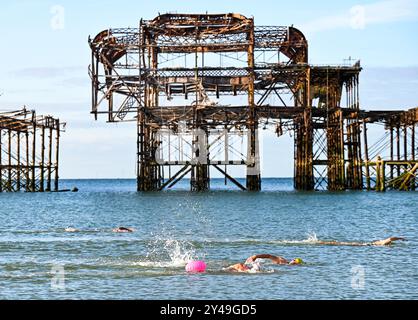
[372,237,406,246]
[245,254,288,264]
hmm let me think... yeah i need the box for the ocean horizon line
[59,177,295,180]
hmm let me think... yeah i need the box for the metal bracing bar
[158,164,190,190]
[168,167,192,189]
[213,164,247,191]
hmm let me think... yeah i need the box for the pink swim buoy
[185,260,207,273]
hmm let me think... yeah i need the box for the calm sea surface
[0,178,417,300]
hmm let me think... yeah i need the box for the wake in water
[203,232,320,246]
[269,232,319,245]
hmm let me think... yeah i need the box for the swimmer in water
[225,255,304,273]
[112,227,135,233]
[315,237,406,247]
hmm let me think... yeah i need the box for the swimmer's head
[289,258,304,265]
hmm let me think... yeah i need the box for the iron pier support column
[54,119,60,192]
[294,67,314,191]
[246,19,261,191]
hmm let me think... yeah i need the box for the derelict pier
[89,13,418,191]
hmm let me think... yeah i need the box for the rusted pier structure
[89,13,417,191]
[361,107,418,191]
[0,108,64,192]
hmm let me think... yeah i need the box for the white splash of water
[306,232,319,243]
[135,238,197,268]
[165,239,196,267]
[271,232,320,244]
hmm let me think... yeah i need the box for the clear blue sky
[1,0,417,178]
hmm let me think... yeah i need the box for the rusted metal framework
[361,107,418,191]
[0,108,64,192]
[89,13,417,191]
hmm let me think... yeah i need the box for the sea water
[0,178,417,300]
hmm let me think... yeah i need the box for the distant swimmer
[315,237,406,247]
[112,227,135,233]
[225,255,304,273]
[65,227,79,233]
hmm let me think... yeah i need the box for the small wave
[248,268,275,274]
[5,228,114,235]
[220,267,276,274]
[0,237,145,244]
[0,232,323,249]
[132,261,185,268]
